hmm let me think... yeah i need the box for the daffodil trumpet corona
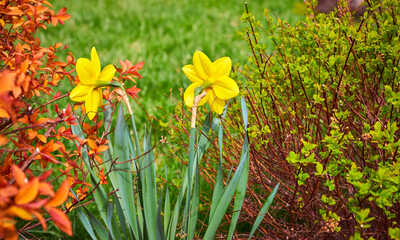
[182,50,239,115]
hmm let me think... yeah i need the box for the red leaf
[31,210,47,231]
[47,207,72,236]
[12,165,26,187]
[130,61,144,71]
[15,177,39,205]
[126,86,141,99]
[38,182,55,197]
[0,134,9,146]
[45,180,69,207]
[7,206,33,220]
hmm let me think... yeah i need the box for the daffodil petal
[207,90,225,114]
[193,50,212,80]
[98,65,116,82]
[76,58,96,85]
[69,84,92,102]
[91,47,101,77]
[212,98,226,114]
[212,57,231,77]
[85,88,103,120]
[184,83,202,107]
[182,64,202,83]
[212,76,239,100]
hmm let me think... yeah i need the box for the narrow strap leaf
[209,123,224,221]
[83,207,110,240]
[227,137,249,239]
[203,146,250,240]
[248,183,280,240]
[107,201,122,240]
[77,209,97,240]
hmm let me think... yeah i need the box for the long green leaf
[209,123,225,221]
[227,97,250,239]
[115,196,129,239]
[248,183,280,239]
[183,127,196,238]
[77,209,97,240]
[241,97,248,132]
[187,149,200,240]
[156,196,166,240]
[163,166,171,235]
[167,113,218,239]
[141,127,158,239]
[107,201,122,240]
[203,146,250,240]
[113,106,139,239]
[83,208,110,240]
[227,138,249,239]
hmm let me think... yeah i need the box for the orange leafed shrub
[0,165,72,240]
[0,0,76,238]
[0,1,145,238]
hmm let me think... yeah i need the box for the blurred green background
[39,0,304,122]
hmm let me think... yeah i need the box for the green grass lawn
[40,0,304,123]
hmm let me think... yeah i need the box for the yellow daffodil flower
[69,47,118,120]
[182,50,239,114]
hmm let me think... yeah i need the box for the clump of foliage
[0,0,76,238]
[165,0,400,238]
[232,0,399,238]
[0,1,143,239]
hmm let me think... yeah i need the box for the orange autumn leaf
[37,134,47,143]
[0,108,10,118]
[126,85,141,99]
[21,198,48,210]
[38,182,54,197]
[0,71,15,94]
[45,180,68,207]
[12,18,24,29]
[51,7,71,26]
[36,117,50,125]
[31,210,47,231]
[0,186,18,198]
[4,6,24,15]
[0,154,12,177]
[87,139,97,150]
[94,155,102,164]
[35,140,61,164]
[17,115,30,124]
[34,6,49,15]
[0,134,9,146]
[15,178,39,205]
[6,206,32,220]
[27,129,38,140]
[47,207,72,236]
[2,219,17,240]
[97,144,109,152]
[11,165,26,187]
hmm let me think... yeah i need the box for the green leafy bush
[167,0,400,238]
